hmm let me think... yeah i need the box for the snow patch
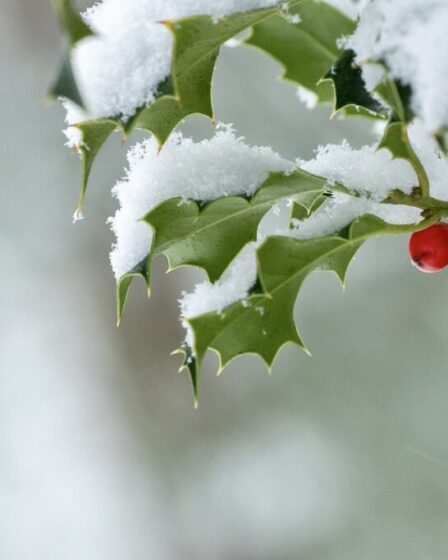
[109,125,293,279]
[72,0,283,120]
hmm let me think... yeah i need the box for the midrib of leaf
[153,188,325,257]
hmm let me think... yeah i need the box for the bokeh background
[2,2,448,558]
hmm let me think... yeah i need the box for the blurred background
[2,2,448,558]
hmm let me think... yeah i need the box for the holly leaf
[245,0,355,104]
[127,3,302,144]
[117,169,331,324]
[323,50,386,118]
[183,215,418,401]
[70,119,118,217]
[290,194,327,225]
[53,2,301,209]
[375,79,430,197]
[116,256,152,326]
[375,79,413,123]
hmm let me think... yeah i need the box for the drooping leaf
[245,0,355,104]
[183,215,420,398]
[117,169,331,323]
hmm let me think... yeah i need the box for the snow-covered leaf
[117,169,330,323]
[54,1,301,209]
[183,215,420,400]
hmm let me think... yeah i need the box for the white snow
[347,0,448,132]
[61,99,89,149]
[409,122,448,202]
[109,125,293,279]
[111,124,448,325]
[298,140,418,200]
[72,0,283,120]
[288,193,421,240]
[181,241,259,319]
[296,87,318,110]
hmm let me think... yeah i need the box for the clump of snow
[280,3,301,24]
[296,87,318,110]
[109,125,293,279]
[360,63,385,92]
[72,0,283,120]
[61,99,90,149]
[346,0,448,132]
[289,193,421,240]
[181,242,259,320]
[298,140,417,200]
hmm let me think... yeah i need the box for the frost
[71,0,282,120]
[298,141,417,200]
[347,0,448,132]
[109,125,293,279]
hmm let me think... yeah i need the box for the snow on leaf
[117,169,330,323]
[54,2,301,209]
[182,214,422,400]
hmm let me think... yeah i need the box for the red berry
[409,223,448,273]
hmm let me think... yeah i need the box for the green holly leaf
[70,119,118,217]
[245,0,355,104]
[375,79,430,197]
[53,2,302,210]
[375,78,413,124]
[127,4,302,144]
[323,50,386,118]
[116,256,152,326]
[290,194,327,225]
[117,169,331,323]
[183,214,419,401]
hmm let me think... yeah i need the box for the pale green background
[1,2,448,559]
